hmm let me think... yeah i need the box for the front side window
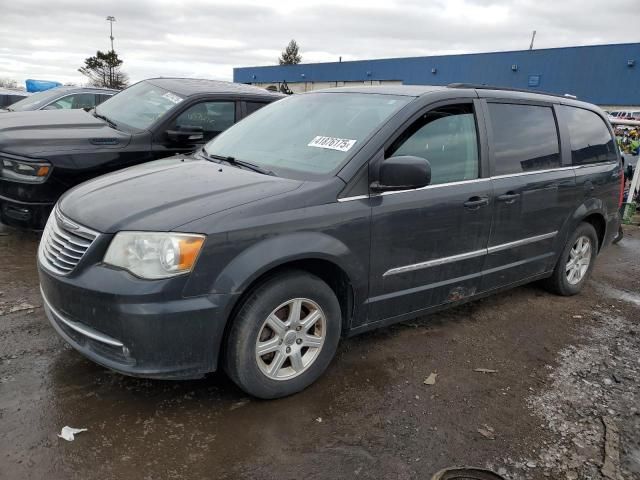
[488,103,560,175]
[46,93,96,110]
[96,81,184,131]
[171,101,235,140]
[560,106,617,165]
[388,104,479,184]
[204,93,412,179]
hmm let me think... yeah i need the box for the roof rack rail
[446,83,578,100]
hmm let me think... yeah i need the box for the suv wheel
[224,270,341,399]
[544,222,598,296]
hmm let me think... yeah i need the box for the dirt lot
[1,224,639,480]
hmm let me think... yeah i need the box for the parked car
[38,84,622,399]
[1,86,117,113]
[0,89,30,109]
[0,78,283,228]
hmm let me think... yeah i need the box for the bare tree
[0,78,18,89]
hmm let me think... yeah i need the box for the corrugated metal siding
[234,43,640,105]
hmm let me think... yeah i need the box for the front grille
[39,208,99,275]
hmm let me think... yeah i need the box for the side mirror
[166,126,204,143]
[371,156,431,192]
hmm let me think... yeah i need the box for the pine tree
[279,40,302,65]
[78,50,129,89]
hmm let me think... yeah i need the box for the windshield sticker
[308,136,357,152]
[162,92,184,104]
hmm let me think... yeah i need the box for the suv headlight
[104,232,205,279]
[0,155,51,183]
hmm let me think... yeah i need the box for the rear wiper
[92,110,118,129]
[203,152,275,176]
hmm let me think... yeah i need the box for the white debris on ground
[508,309,639,479]
[58,426,88,442]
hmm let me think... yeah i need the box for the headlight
[103,232,205,279]
[0,155,51,183]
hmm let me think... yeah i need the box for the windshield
[96,80,184,131]
[7,89,63,111]
[203,92,412,178]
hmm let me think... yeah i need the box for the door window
[488,103,560,175]
[46,93,97,110]
[246,101,269,116]
[388,104,479,184]
[172,101,235,139]
[559,106,617,165]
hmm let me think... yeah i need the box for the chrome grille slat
[38,208,99,276]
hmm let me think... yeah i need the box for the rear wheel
[544,222,598,296]
[224,270,341,399]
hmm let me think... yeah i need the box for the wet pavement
[1,223,639,480]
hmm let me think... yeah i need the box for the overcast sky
[1,0,638,87]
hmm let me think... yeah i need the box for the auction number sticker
[308,136,357,152]
[162,92,184,104]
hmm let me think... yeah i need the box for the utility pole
[106,16,116,87]
[529,30,537,50]
[106,16,116,52]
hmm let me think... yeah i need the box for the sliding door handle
[497,192,520,204]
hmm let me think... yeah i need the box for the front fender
[211,231,365,295]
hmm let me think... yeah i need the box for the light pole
[106,16,116,53]
[105,16,116,87]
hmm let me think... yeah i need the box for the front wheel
[224,270,341,399]
[544,222,598,296]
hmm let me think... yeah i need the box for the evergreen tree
[279,40,302,65]
[78,50,128,89]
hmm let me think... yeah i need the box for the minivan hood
[0,109,130,157]
[59,157,303,233]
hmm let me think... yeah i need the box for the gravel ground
[0,224,639,480]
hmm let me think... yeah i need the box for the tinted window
[172,101,235,139]
[246,102,268,116]
[561,106,617,165]
[488,103,560,175]
[389,104,479,184]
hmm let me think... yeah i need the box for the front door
[368,102,493,323]
[481,101,576,291]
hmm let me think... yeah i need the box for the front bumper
[0,194,53,229]
[39,263,238,379]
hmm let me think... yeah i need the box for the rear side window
[488,103,560,175]
[560,106,617,165]
[388,104,479,185]
[246,102,268,116]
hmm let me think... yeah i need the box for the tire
[612,225,623,244]
[224,270,342,399]
[544,222,598,296]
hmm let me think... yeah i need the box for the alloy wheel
[255,298,326,381]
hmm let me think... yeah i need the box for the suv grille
[39,208,99,275]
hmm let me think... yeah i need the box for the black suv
[0,78,283,228]
[0,86,117,113]
[38,85,622,399]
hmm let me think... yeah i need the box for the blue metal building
[234,43,640,106]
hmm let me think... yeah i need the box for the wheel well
[582,213,606,251]
[219,259,354,365]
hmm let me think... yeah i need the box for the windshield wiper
[92,110,118,129]
[203,151,275,176]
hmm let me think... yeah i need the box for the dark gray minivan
[38,84,623,398]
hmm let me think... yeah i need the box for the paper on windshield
[162,92,184,104]
[308,136,357,152]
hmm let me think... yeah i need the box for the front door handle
[463,196,489,209]
[497,192,520,204]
